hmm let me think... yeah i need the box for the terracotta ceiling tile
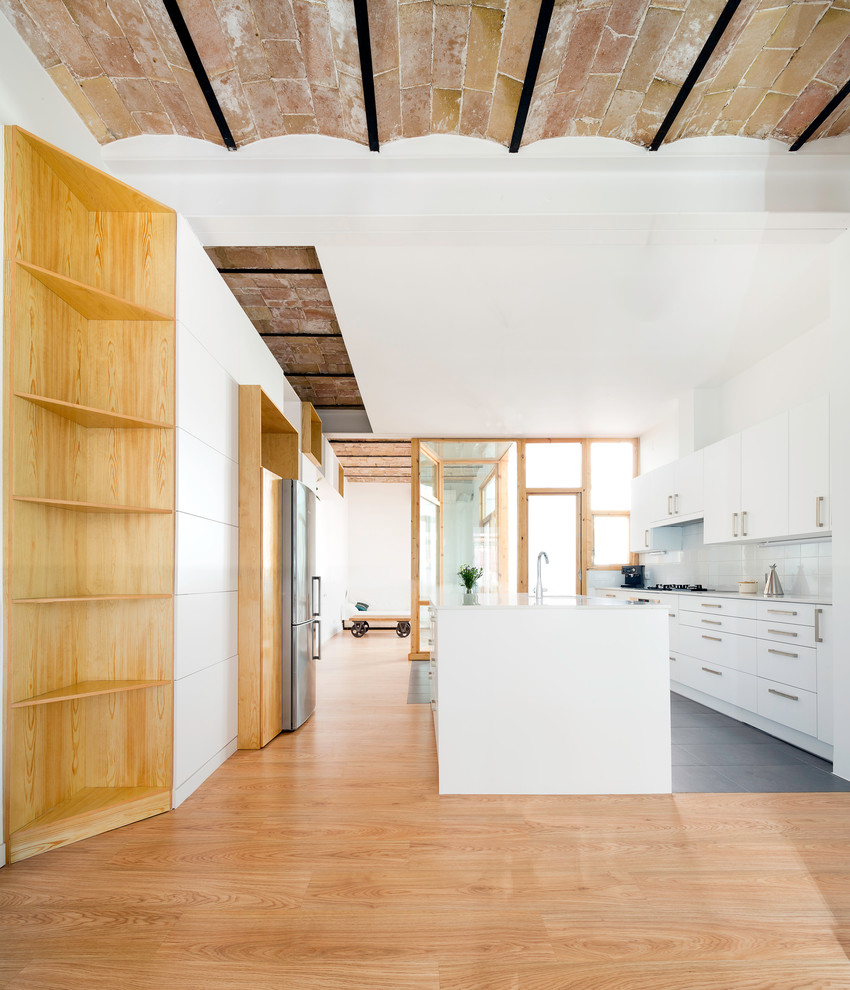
[136,0,193,68]
[709,7,788,94]
[220,272,254,288]
[578,71,619,119]
[270,305,307,320]
[476,0,507,10]
[270,246,320,266]
[292,0,339,88]
[619,5,682,93]
[367,0,401,77]
[773,77,836,139]
[180,0,235,77]
[23,0,102,78]
[738,89,794,138]
[264,38,307,78]
[212,0,270,83]
[245,305,274,320]
[171,64,226,142]
[338,70,370,142]
[0,0,60,67]
[375,67,404,141]
[499,0,541,81]
[488,72,523,142]
[63,0,123,40]
[102,0,173,80]
[699,0,761,80]
[465,5,504,91]
[246,79,288,137]
[773,7,850,96]
[311,84,346,137]
[303,319,341,333]
[591,22,637,75]
[598,86,643,139]
[325,0,360,77]
[433,87,462,130]
[150,78,205,137]
[818,31,850,86]
[132,109,175,133]
[433,4,470,89]
[237,288,268,306]
[252,0,298,39]
[288,272,326,284]
[535,2,575,86]
[225,245,272,266]
[522,78,555,143]
[303,305,337,320]
[47,63,110,141]
[402,83,432,135]
[89,35,148,77]
[766,2,829,50]
[266,318,305,331]
[459,86,492,136]
[400,1,434,88]
[209,70,258,142]
[113,76,166,114]
[607,0,647,36]
[273,76,316,114]
[542,88,582,140]
[296,286,332,301]
[633,76,678,143]
[555,6,607,93]
[261,287,300,304]
[823,100,850,137]
[79,76,142,138]
[656,0,723,87]
[743,46,795,88]
[721,82,766,120]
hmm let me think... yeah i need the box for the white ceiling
[319,231,834,437]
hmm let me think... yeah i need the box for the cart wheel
[351,621,369,638]
[396,621,411,638]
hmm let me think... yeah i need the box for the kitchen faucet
[535,551,549,604]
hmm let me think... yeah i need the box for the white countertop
[604,588,831,605]
[431,591,666,610]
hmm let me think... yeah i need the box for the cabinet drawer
[680,596,758,619]
[756,678,817,737]
[672,654,758,709]
[757,602,817,626]
[679,611,757,637]
[678,624,757,674]
[757,640,817,692]
[757,619,815,650]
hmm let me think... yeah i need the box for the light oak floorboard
[1,632,850,988]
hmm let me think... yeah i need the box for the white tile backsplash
[638,520,832,598]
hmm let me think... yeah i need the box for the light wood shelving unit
[301,401,323,470]
[3,126,176,863]
[237,385,298,750]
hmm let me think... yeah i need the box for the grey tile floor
[407,663,850,793]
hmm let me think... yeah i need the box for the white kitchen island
[429,594,671,795]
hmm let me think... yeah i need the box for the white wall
[346,484,411,614]
[316,477,348,642]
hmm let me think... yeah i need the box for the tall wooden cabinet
[3,127,176,863]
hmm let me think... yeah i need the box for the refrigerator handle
[313,620,321,661]
[312,575,321,616]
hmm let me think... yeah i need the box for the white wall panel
[173,656,238,789]
[346,484,411,612]
[176,322,238,459]
[175,591,238,680]
[176,429,238,526]
[175,513,237,596]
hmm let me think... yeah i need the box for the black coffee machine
[621,564,645,589]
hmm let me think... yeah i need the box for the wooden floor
[3,633,850,989]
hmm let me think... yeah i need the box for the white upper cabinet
[629,449,703,534]
[703,433,742,544]
[630,471,682,552]
[673,449,703,519]
[789,394,830,536]
[740,411,789,541]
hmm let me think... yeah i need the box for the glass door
[527,493,581,596]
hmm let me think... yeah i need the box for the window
[589,441,634,569]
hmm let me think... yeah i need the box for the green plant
[457,564,484,592]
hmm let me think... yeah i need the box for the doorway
[527,493,581,596]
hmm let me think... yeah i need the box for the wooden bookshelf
[3,126,176,863]
[301,401,323,469]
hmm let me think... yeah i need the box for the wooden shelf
[16,262,172,321]
[301,401,323,470]
[12,594,172,604]
[12,496,173,514]
[15,392,172,430]
[9,786,171,864]
[12,679,171,708]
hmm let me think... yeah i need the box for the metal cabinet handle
[741,510,748,537]
[701,619,721,625]
[312,575,321,616]
[669,612,676,617]
[702,635,722,642]
[605,593,616,598]
[767,648,798,658]
[701,666,722,675]
[767,609,796,616]
[312,620,321,661]
[669,656,676,661]
[668,495,673,515]
[674,493,679,514]
[768,688,798,702]
[645,529,649,548]
[815,608,823,644]
[732,512,738,538]
[701,603,722,609]
[767,628,797,637]
[816,496,824,528]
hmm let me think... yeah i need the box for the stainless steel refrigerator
[282,479,321,730]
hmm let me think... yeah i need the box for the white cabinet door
[629,472,654,552]
[816,605,832,744]
[789,394,829,536]
[740,412,788,541]
[673,449,703,519]
[702,433,741,544]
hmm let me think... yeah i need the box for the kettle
[763,564,784,598]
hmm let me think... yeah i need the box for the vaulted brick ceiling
[3,0,849,149]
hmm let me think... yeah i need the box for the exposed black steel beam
[260,332,343,338]
[218,267,324,274]
[649,0,742,152]
[790,78,850,151]
[353,0,380,152]
[162,0,237,151]
[509,0,555,154]
[287,372,357,378]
